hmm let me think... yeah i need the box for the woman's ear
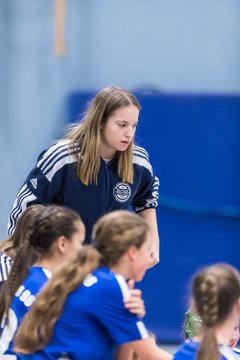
[127,245,138,261]
[57,236,67,254]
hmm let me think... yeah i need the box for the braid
[194,274,220,360]
[8,252,24,298]
[196,273,219,327]
[195,274,220,360]
[15,246,100,354]
[193,263,240,360]
[0,242,38,323]
[0,206,43,323]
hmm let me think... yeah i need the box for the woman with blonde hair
[15,210,171,360]
[8,86,160,264]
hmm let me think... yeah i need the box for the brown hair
[0,205,83,324]
[0,205,44,259]
[14,210,150,354]
[65,86,141,185]
[193,263,240,360]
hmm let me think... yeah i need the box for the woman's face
[128,231,153,282]
[100,104,139,159]
[63,220,85,261]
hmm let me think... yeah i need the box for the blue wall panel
[68,92,240,343]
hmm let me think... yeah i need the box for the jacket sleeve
[7,141,72,235]
[131,147,159,212]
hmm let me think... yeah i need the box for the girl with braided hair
[14,210,171,360]
[174,263,240,360]
[0,205,85,357]
[183,307,240,356]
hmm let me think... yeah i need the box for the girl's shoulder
[220,345,239,360]
[174,342,238,360]
[21,267,51,290]
[233,347,240,358]
[174,340,199,359]
[82,268,129,299]
[133,144,150,160]
[37,140,79,164]
[35,140,80,180]
[133,145,153,175]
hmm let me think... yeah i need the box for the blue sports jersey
[0,267,51,358]
[21,267,149,360]
[8,140,159,243]
[174,340,237,360]
[234,347,240,357]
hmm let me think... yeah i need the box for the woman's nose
[125,126,135,137]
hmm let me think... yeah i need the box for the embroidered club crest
[113,182,131,203]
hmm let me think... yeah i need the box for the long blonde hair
[14,210,150,354]
[193,263,240,360]
[65,86,141,185]
[14,246,100,354]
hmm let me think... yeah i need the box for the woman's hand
[124,279,146,318]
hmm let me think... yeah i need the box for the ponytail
[15,246,100,353]
[197,327,219,360]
